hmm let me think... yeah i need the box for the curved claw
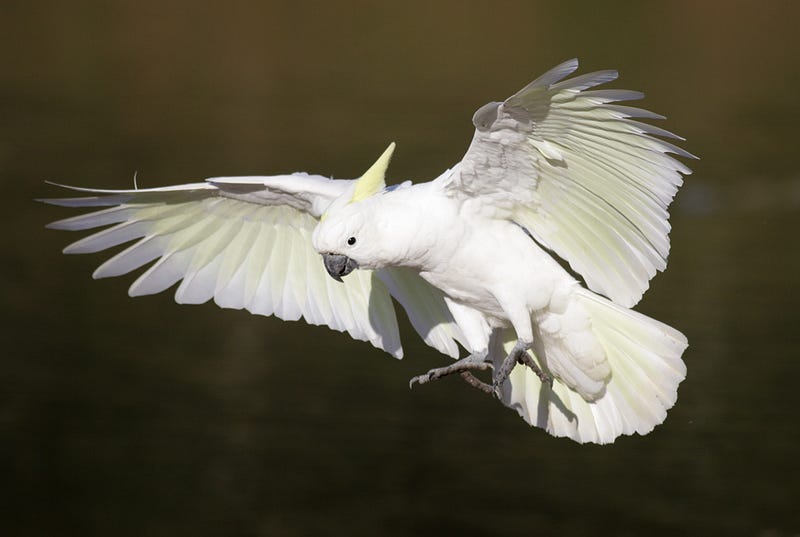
[409,373,433,389]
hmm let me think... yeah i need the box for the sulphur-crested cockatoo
[42,59,693,444]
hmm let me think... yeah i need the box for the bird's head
[312,143,395,281]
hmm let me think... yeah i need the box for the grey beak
[322,253,359,282]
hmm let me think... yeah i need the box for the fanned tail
[497,288,687,444]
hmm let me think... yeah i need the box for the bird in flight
[42,59,694,444]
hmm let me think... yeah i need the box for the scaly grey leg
[409,350,491,390]
[459,371,493,394]
[492,340,552,398]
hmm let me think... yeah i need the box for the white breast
[418,215,572,322]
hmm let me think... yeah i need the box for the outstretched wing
[439,59,695,307]
[42,174,466,359]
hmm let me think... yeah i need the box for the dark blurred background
[3,1,799,535]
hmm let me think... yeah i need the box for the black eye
[347,237,357,246]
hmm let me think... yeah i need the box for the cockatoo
[42,59,693,444]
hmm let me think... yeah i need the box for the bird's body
[42,59,693,443]
[319,176,614,402]
[382,181,567,328]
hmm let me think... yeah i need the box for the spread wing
[41,174,466,359]
[439,59,695,307]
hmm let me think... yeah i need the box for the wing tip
[45,219,68,230]
[38,196,87,208]
[564,57,579,70]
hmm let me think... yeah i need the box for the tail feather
[499,288,687,444]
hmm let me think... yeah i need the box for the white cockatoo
[42,59,693,444]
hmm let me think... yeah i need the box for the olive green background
[3,1,799,535]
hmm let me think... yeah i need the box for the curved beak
[322,253,359,282]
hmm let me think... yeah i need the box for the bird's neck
[370,183,461,271]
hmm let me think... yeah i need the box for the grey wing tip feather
[36,197,63,207]
[37,181,84,205]
[559,57,580,71]
[44,219,71,230]
[512,59,625,102]
[525,58,581,90]
[38,196,126,208]
[680,147,701,161]
[42,180,115,194]
[41,179,216,195]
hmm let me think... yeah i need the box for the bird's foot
[492,340,552,398]
[458,371,494,395]
[409,350,492,394]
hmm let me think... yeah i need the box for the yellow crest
[350,142,395,203]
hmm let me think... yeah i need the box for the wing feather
[375,267,467,359]
[441,59,695,306]
[42,177,411,357]
[176,252,223,304]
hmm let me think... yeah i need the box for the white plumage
[42,59,693,443]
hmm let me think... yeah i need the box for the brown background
[3,1,799,535]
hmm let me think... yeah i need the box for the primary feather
[43,175,464,360]
[443,58,694,307]
[42,59,692,443]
